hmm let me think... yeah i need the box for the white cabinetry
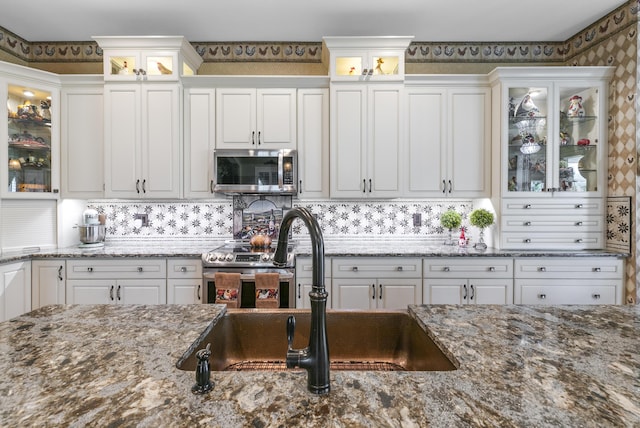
[489,67,613,250]
[423,258,513,304]
[332,258,421,309]
[104,83,181,198]
[184,88,216,198]
[330,84,403,198]
[514,257,623,305]
[31,260,65,309]
[405,83,491,197]
[216,88,296,149]
[0,261,31,321]
[297,88,329,198]
[167,258,202,304]
[66,259,167,305]
[60,77,104,198]
[295,256,331,309]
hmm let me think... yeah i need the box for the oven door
[203,268,294,308]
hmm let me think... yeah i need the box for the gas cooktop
[201,241,295,268]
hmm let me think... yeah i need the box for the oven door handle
[203,271,294,281]
[278,150,284,190]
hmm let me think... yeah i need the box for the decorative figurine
[458,228,467,248]
[567,95,585,117]
[375,58,384,75]
[514,93,540,117]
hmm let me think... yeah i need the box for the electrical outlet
[134,213,149,227]
[413,213,422,227]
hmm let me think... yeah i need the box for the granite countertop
[0,237,626,265]
[0,304,637,427]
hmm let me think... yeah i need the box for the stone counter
[0,304,637,427]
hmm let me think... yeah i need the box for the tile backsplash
[88,199,474,241]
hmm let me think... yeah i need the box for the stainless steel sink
[177,309,457,372]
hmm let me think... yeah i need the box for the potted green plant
[440,210,461,246]
[469,208,494,250]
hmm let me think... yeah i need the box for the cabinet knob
[87,267,94,273]
[524,204,532,209]
[443,266,450,272]
[575,239,583,243]
[180,266,187,272]
[488,266,495,272]
[524,221,532,226]
[538,267,546,272]
[593,267,601,272]
[575,221,583,226]
[538,293,547,300]
[138,267,143,272]
[575,204,583,208]
[524,239,531,243]
[352,266,358,272]
[397,266,403,272]
[592,293,601,300]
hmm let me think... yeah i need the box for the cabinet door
[66,279,114,304]
[105,84,141,197]
[257,89,296,149]
[141,84,180,198]
[31,260,65,309]
[118,279,167,304]
[184,88,216,198]
[379,279,421,309]
[448,88,490,197]
[297,89,329,198]
[405,88,446,196]
[332,278,376,310]
[330,85,367,197]
[167,279,202,304]
[0,261,31,321]
[295,281,314,309]
[469,279,513,304]
[61,85,104,198]
[368,85,402,197]
[216,88,256,148]
[423,278,465,305]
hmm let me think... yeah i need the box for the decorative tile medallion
[607,196,632,253]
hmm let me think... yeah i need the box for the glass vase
[444,228,455,245]
[474,228,487,250]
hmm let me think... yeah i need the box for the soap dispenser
[192,343,213,394]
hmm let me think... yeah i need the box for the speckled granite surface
[0,304,637,427]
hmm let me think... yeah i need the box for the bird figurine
[514,93,540,117]
[375,58,385,75]
[157,62,172,75]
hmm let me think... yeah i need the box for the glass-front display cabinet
[491,68,611,199]
[323,36,414,81]
[3,80,59,198]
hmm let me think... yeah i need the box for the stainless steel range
[201,241,295,307]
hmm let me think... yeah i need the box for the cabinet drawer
[67,259,167,279]
[423,258,512,278]
[514,258,623,279]
[516,279,622,305]
[167,258,202,279]
[502,199,602,216]
[332,258,421,278]
[501,215,602,232]
[295,256,331,278]
[502,232,603,250]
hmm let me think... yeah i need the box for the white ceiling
[0,0,627,43]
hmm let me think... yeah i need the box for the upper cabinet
[323,36,414,82]
[297,88,329,198]
[489,67,614,250]
[215,88,296,149]
[404,79,491,198]
[1,62,60,199]
[94,36,202,199]
[93,36,202,82]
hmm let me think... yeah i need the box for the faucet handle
[286,315,296,349]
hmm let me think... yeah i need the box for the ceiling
[0,1,627,43]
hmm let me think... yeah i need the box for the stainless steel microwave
[213,149,297,194]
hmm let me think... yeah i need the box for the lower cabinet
[31,260,65,309]
[0,261,31,321]
[167,259,203,304]
[423,258,513,305]
[66,259,167,305]
[514,257,624,305]
[331,258,422,310]
[295,256,332,309]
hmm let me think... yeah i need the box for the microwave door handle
[278,151,284,189]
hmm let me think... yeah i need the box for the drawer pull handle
[180,266,187,272]
[524,204,532,209]
[443,266,450,272]
[210,180,214,193]
[538,267,546,272]
[442,179,446,194]
[469,284,475,301]
[117,285,121,300]
[592,293,601,300]
[397,266,403,271]
[524,221,532,226]
[379,284,382,300]
[58,265,63,281]
[197,285,201,301]
[87,267,94,273]
[372,284,375,300]
[109,285,114,301]
[538,293,546,300]
[524,239,531,243]
[298,284,301,299]
[575,204,583,209]
[575,221,583,226]
[463,284,467,300]
[138,267,143,272]
[488,266,495,272]
[593,267,601,272]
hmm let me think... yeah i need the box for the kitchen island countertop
[0,303,637,427]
